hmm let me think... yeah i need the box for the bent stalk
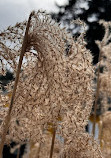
[0,12,33,158]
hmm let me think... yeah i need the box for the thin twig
[49,127,56,158]
[92,47,102,136]
[0,12,33,158]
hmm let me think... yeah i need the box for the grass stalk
[0,12,33,158]
[99,118,103,148]
[92,48,102,136]
[49,127,56,158]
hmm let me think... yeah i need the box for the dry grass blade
[0,12,33,158]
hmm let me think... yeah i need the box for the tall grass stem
[0,12,33,158]
[92,48,102,136]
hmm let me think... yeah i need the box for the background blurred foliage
[51,0,111,64]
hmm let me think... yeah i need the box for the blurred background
[0,0,67,30]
